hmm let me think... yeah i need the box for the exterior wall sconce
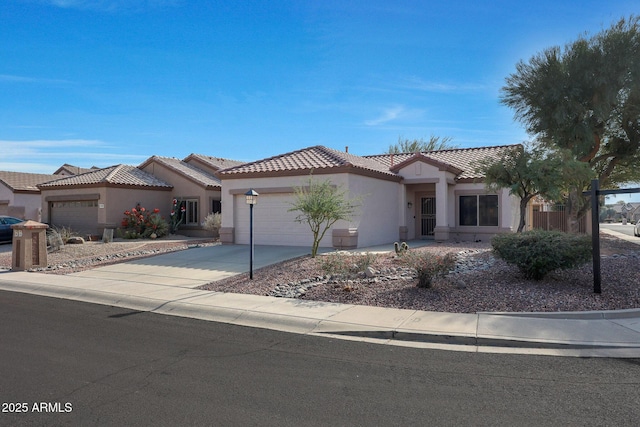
[407,201,413,209]
[245,189,259,279]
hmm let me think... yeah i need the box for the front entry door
[420,197,436,238]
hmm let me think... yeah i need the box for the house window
[211,200,221,214]
[183,199,199,225]
[459,195,498,226]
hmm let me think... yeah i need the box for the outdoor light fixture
[245,189,259,279]
[245,189,259,205]
[407,201,413,209]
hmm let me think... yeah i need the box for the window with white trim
[182,199,199,225]
[459,195,498,226]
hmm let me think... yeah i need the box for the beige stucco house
[138,155,243,237]
[35,155,245,238]
[38,165,173,237]
[217,144,521,249]
[0,171,62,220]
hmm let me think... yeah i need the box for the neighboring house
[53,164,100,176]
[609,202,640,222]
[0,171,62,220]
[217,144,520,249]
[139,155,240,237]
[182,153,246,175]
[38,165,173,237]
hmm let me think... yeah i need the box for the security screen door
[420,196,436,237]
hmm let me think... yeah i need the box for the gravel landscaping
[200,234,640,313]
[1,233,639,314]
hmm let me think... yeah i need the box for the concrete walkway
[1,240,640,358]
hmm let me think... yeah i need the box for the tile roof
[38,165,172,189]
[364,144,520,180]
[217,145,398,179]
[139,156,221,188]
[0,171,61,192]
[183,153,246,171]
[218,144,520,181]
[53,164,100,175]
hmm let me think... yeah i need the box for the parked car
[0,216,23,243]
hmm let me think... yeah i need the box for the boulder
[364,266,377,278]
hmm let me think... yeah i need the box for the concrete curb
[2,276,640,358]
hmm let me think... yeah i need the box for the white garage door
[50,200,99,236]
[234,193,331,247]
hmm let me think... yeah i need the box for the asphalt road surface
[600,222,638,238]
[1,291,640,426]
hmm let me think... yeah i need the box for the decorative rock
[364,266,377,278]
[66,236,85,244]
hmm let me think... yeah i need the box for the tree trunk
[517,196,532,233]
[565,188,582,234]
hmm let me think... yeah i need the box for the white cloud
[363,105,426,127]
[0,74,72,85]
[3,139,103,156]
[1,139,147,173]
[364,106,405,126]
[41,0,182,12]
[399,76,486,93]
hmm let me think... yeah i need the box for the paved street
[2,291,640,426]
[600,222,638,238]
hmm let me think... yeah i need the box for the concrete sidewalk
[1,242,640,358]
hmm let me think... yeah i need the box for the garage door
[234,193,332,247]
[0,202,7,216]
[50,200,99,236]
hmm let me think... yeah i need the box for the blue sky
[1,0,637,179]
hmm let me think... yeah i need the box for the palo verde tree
[475,145,593,232]
[387,135,457,154]
[288,175,360,257]
[501,16,640,232]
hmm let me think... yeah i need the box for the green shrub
[318,251,377,276]
[491,230,592,280]
[400,250,457,288]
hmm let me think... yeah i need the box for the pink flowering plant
[121,204,168,239]
[400,250,457,288]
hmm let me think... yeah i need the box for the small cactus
[394,241,409,255]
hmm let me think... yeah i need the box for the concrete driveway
[70,244,315,288]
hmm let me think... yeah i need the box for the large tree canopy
[501,16,640,189]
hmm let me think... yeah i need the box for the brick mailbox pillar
[11,220,49,271]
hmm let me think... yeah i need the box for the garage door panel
[51,201,99,236]
[234,194,331,247]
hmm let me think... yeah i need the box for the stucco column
[433,178,449,241]
[399,187,408,240]
[219,190,235,244]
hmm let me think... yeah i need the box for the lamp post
[245,189,259,279]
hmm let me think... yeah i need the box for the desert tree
[476,145,592,232]
[387,135,457,154]
[288,175,360,257]
[501,16,640,231]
